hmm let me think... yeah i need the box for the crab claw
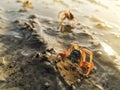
[56,49,67,60]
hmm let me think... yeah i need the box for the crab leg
[56,49,68,59]
[79,48,94,76]
[80,48,93,63]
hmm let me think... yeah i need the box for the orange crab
[57,44,94,77]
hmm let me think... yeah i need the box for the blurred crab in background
[57,44,94,77]
[58,10,77,33]
[23,0,34,9]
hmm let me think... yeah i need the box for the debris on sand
[95,23,113,30]
[16,0,24,3]
[85,16,113,30]
[96,51,103,56]
[1,57,8,66]
[28,14,40,19]
[56,59,83,86]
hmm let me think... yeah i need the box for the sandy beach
[0,0,120,90]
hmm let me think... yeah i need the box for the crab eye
[69,49,81,63]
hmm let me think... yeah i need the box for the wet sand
[0,0,120,90]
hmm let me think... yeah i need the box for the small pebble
[44,82,51,88]
[46,52,51,56]
[92,31,97,35]
[45,62,51,66]
[97,51,103,56]
[14,19,22,24]
[47,20,53,24]
[34,53,41,58]
[83,29,87,33]
[21,51,29,56]
[77,79,81,83]
[16,0,24,3]
[89,40,94,44]
[28,14,39,19]
[1,57,9,66]
[92,41,101,47]
[94,84,104,90]
[71,85,76,90]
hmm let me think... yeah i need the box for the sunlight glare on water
[101,42,120,70]
[101,42,116,56]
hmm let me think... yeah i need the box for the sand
[0,0,120,90]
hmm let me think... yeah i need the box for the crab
[57,44,94,77]
[58,10,77,32]
[23,0,34,9]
